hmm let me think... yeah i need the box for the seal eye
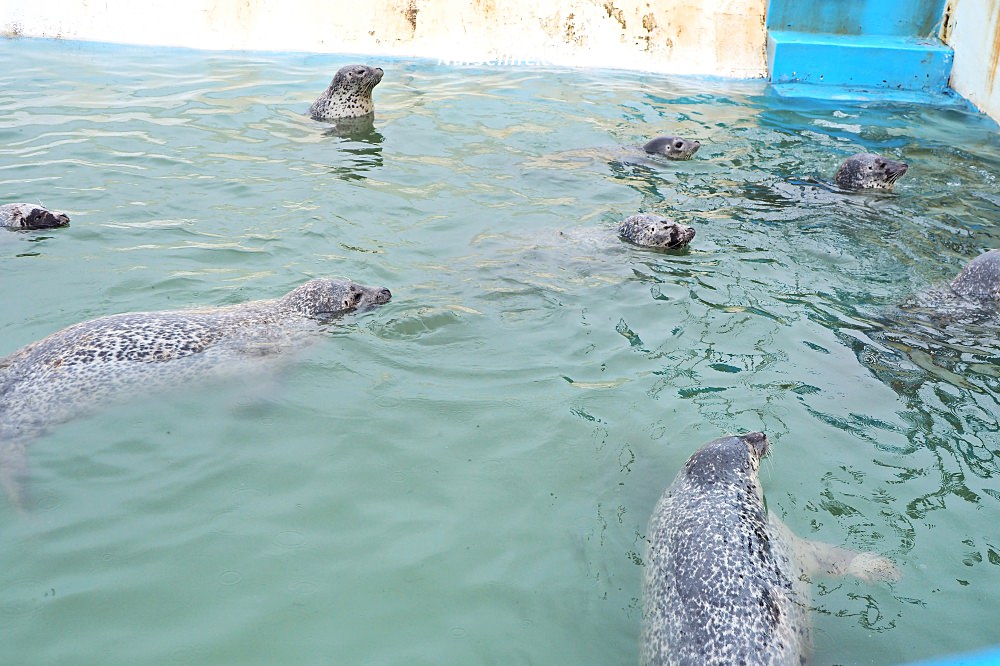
[674,141,683,149]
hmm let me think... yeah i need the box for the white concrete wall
[1,0,767,77]
[942,0,1000,121]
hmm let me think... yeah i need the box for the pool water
[2,38,999,665]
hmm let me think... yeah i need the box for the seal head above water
[0,278,391,507]
[643,136,701,160]
[0,203,70,230]
[309,64,384,122]
[641,432,900,666]
[618,214,695,249]
[833,153,908,190]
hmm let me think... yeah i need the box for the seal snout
[740,431,769,459]
[888,160,908,182]
[374,287,392,304]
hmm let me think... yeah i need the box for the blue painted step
[767,30,953,92]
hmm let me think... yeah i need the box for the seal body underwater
[309,64,384,122]
[618,214,695,249]
[894,249,1000,325]
[641,432,899,666]
[0,278,391,507]
[833,153,908,190]
[0,203,70,230]
[946,249,1000,304]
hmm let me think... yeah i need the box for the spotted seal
[892,249,1000,325]
[947,249,1000,303]
[0,278,391,507]
[833,153,908,190]
[642,136,701,161]
[0,203,70,230]
[618,214,695,249]
[309,64,384,122]
[641,432,899,666]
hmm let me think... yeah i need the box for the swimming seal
[948,249,1000,303]
[618,214,695,249]
[309,64,384,122]
[0,203,70,230]
[0,278,391,507]
[894,249,1000,324]
[833,153,908,190]
[642,136,701,160]
[641,432,899,666]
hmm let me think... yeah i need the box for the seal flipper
[769,514,901,583]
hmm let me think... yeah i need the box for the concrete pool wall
[2,0,999,122]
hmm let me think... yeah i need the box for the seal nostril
[379,288,392,301]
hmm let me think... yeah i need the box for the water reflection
[320,118,384,181]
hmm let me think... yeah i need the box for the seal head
[279,278,392,318]
[309,64,384,122]
[0,203,70,230]
[618,214,695,249]
[642,136,701,160]
[833,153,908,190]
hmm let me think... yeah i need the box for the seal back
[641,432,808,666]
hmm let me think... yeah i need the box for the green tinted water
[2,38,999,665]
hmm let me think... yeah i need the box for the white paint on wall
[942,0,1000,121]
[1,0,768,77]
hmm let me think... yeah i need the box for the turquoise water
[2,38,1000,665]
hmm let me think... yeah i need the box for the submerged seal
[0,203,70,230]
[643,136,701,160]
[947,249,1000,303]
[0,278,391,507]
[641,432,899,666]
[618,214,695,249]
[309,64,384,122]
[833,153,908,190]
[894,249,1000,324]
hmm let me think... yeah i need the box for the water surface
[2,38,1000,665]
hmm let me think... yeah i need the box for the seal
[309,64,384,122]
[947,249,1000,303]
[894,249,1000,324]
[0,203,70,230]
[833,153,908,190]
[0,278,391,507]
[641,432,900,666]
[618,214,695,249]
[642,136,701,160]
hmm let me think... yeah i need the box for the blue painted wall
[766,0,947,37]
